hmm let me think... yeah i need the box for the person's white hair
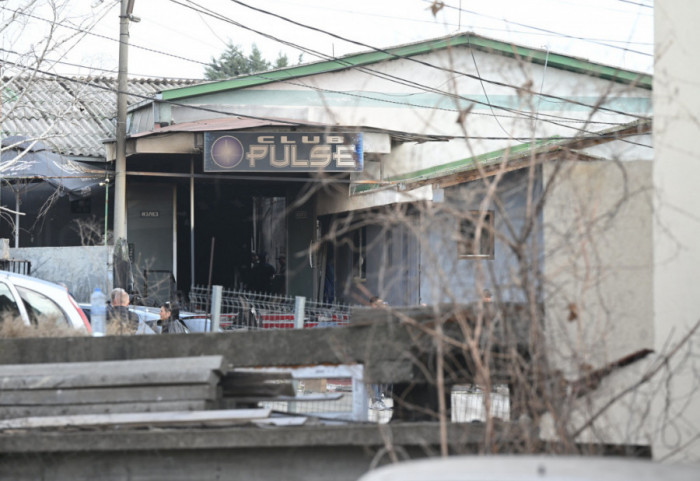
[111,288,129,305]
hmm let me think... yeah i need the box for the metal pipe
[206,237,215,313]
[294,296,305,329]
[172,185,177,282]
[210,285,222,332]
[104,179,110,286]
[190,158,195,288]
[14,191,19,248]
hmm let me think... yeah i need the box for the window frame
[457,210,495,260]
[15,285,70,326]
[0,281,22,321]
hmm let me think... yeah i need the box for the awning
[0,136,105,199]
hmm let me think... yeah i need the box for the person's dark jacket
[107,305,139,330]
[162,318,188,334]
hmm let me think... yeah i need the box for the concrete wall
[10,246,112,302]
[652,0,700,462]
[543,159,654,373]
[542,159,654,445]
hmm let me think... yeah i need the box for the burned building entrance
[127,172,316,306]
[175,180,288,297]
[119,127,363,305]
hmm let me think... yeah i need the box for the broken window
[458,211,494,259]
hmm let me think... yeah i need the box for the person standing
[159,301,185,334]
[251,251,276,293]
[106,287,139,333]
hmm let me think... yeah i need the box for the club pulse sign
[204,132,363,172]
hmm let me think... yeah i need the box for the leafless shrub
[72,216,112,246]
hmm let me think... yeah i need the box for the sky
[1,0,654,80]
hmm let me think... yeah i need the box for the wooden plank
[0,408,272,430]
[0,355,225,377]
[0,370,220,390]
[0,384,218,405]
[0,400,211,419]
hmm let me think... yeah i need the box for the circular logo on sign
[210,135,244,169]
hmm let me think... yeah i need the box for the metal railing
[0,259,31,276]
[188,285,352,330]
[187,285,361,418]
[186,286,512,423]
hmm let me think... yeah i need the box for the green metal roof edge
[161,34,651,101]
[462,36,652,89]
[351,136,562,195]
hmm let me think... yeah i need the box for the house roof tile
[1,76,200,160]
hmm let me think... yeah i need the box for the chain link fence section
[187,285,352,331]
[187,286,369,419]
[187,287,511,423]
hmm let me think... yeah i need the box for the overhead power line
[275,1,652,46]
[421,0,653,58]
[0,5,207,79]
[0,40,632,136]
[167,0,649,145]
[221,0,649,120]
[1,56,651,150]
[616,0,653,9]
[2,1,649,129]
[1,3,651,146]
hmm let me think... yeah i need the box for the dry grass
[0,312,139,338]
[0,313,87,338]
[106,319,138,336]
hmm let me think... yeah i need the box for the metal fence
[187,285,510,423]
[188,285,352,330]
[0,259,31,276]
[451,385,511,422]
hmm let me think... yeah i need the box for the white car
[129,306,229,333]
[80,302,232,334]
[357,456,698,481]
[0,270,91,333]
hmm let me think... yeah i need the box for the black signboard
[204,132,363,172]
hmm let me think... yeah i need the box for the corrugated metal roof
[1,76,200,160]
[130,116,452,145]
[161,32,653,101]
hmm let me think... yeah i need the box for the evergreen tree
[246,44,270,73]
[273,53,289,69]
[204,43,292,80]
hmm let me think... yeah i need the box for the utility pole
[114,0,137,243]
[113,0,138,290]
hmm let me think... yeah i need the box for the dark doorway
[176,179,287,296]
